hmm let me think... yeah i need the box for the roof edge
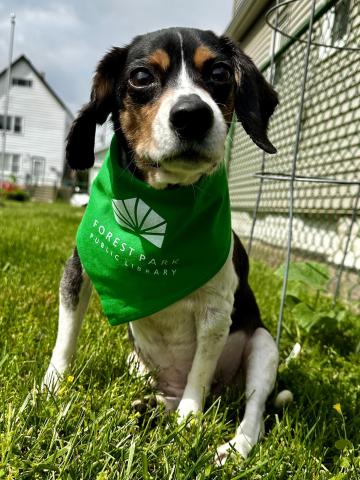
[225,0,270,40]
[0,54,74,119]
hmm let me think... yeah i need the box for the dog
[43,27,280,464]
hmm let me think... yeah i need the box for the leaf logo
[112,198,167,248]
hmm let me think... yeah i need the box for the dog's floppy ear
[66,47,128,170]
[221,36,278,154]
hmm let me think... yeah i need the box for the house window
[319,0,351,58]
[0,115,23,134]
[0,115,11,131]
[12,77,32,87]
[270,6,289,85]
[273,58,282,86]
[332,0,351,44]
[12,154,20,173]
[14,117,23,134]
[0,153,21,173]
[0,154,10,172]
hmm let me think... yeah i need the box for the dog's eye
[210,64,232,83]
[129,68,155,88]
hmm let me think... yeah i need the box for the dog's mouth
[135,146,223,189]
[147,148,217,170]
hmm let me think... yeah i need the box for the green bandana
[76,136,232,325]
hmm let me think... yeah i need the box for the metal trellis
[228,0,360,346]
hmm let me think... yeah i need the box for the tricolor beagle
[43,27,281,464]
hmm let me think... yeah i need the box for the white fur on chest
[129,243,238,396]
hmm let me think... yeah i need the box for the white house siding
[88,119,114,190]
[0,58,72,186]
[90,149,107,190]
[238,10,272,66]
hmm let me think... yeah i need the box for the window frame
[0,115,24,135]
[269,5,289,86]
[0,152,22,174]
[318,0,351,60]
[11,154,21,174]
[11,77,33,88]
[13,116,23,134]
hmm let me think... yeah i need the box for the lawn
[0,201,359,479]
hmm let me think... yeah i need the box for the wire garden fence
[227,0,360,344]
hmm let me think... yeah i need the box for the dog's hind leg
[215,327,278,464]
[42,248,92,393]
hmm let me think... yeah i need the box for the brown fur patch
[234,70,241,86]
[149,49,171,71]
[119,91,171,166]
[193,45,216,71]
[218,89,236,124]
[93,73,112,104]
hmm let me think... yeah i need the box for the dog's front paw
[176,398,201,423]
[215,420,264,465]
[215,434,252,465]
[41,364,63,395]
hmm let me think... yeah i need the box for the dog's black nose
[170,94,214,140]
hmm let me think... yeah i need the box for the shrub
[3,188,30,202]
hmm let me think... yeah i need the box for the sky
[0,0,233,115]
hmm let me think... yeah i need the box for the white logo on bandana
[112,198,167,248]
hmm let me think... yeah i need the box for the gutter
[225,0,270,40]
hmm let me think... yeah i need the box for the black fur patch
[60,247,84,310]
[219,36,278,154]
[230,232,264,334]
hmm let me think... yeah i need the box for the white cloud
[21,4,80,28]
[0,0,233,113]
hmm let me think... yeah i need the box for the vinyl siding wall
[229,0,360,214]
[227,0,360,285]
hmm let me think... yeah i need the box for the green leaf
[292,302,321,332]
[285,293,301,309]
[275,262,330,290]
[340,457,351,468]
[335,438,353,450]
[286,282,307,300]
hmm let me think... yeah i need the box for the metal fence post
[276,0,316,347]
[1,13,16,188]
[248,1,280,256]
[333,184,360,302]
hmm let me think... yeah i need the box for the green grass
[0,201,359,479]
